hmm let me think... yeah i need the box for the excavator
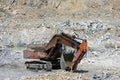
[23,33,87,72]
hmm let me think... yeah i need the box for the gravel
[20,71,82,80]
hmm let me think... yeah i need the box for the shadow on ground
[75,70,89,73]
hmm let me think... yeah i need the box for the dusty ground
[0,44,120,80]
[20,48,120,80]
[0,0,120,80]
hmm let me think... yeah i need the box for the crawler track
[25,60,52,71]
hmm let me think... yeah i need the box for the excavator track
[25,60,52,71]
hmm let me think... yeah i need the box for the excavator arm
[45,33,87,71]
[71,39,87,71]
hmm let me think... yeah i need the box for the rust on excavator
[23,32,87,72]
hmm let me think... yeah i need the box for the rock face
[0,20,119,50]
[0,0,120,19]
[0,0,120,48]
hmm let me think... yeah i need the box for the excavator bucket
[60,53,74,71]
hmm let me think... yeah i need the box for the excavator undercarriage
[23,33,87,72]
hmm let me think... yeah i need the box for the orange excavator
[23,33,87,72]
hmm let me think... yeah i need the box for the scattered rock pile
[20,71,82,80]
[0,48,23,67]
[0,49,14,66]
